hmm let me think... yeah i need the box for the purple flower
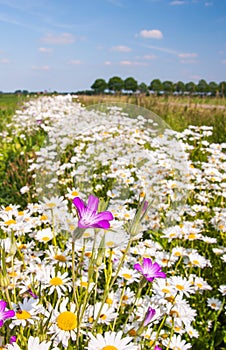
[134,258,166,282]
[0,300,15,327]
[154,346,162,350]
[73,195,114,229]
[10,336,17,344]
[143,307,156,327]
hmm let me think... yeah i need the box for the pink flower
[0,300,15,327]
[73,195,114,229]
[134,258,166,282]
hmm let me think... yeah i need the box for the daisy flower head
[87,331,139,350]
[207,297,222,310]
[0,299,15,327]
[134,258,166,282]
[10,298,40,328]
[40,268,72,299]
[47,297,78,348]
[6,336,60,350]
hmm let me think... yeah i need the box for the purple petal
[95,211,114,222]
[0,300,7,311]
[134,263,143,273]
[0,320,3,327]
[144,307,156,326]
[87,195,99,212]
[3,310,15,320]
[73,197,86,218]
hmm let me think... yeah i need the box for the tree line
[90,77,226,96]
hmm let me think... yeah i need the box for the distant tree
[124,77,138,93]
[174,81,185,94]
[185,82,196,94]
[219,81,226,97]
[197,79,208,94]
[208,81,219,96]
[162,80,174,94]
[91,78,107,94]
[138,82,148,94]
[108,76,124,93]
[149,79,162,94]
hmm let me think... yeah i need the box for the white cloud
[110,45,132,52]
[143,54,156,59]
[169,1,187,5]
[204,2,213,6]
[180,59,197,64]
[104,61,112,65]
[178,52,198,58]
[222,59,226,64]
[142,44,178,55]
[0,58,10,63]
[39,47,53,53]
[120,60,148,66]
[41,33,75,45]
[32,65,50,70]
[139,29,163,39]
[69,60,82,65]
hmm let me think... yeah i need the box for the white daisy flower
[87,331,139,350]
[10,298,40,328]
[39,268,72,299]
[47,298,78,348]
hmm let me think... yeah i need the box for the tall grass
[77,95,226,143]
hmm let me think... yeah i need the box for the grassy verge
[77,95,226,143]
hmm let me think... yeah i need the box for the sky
[0,0,226,92]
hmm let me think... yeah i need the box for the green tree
[162,80,174,94]
[197,79,208,94]
[138,82,148,94]
[185,81,196,94]
[174,81,185,94]
[91,78,107,94]
[208,81,219,96]
[108,76,124,93]
[149,79,162,94]
[124,77,138,93]
[219,81,226,97]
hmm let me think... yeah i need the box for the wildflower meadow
[0,94,225,350]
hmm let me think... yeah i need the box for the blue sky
[0,0,226,92]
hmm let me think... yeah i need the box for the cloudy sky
[0,0,226,92]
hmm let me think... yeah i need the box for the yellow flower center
[5,206,13,211]
[18,211,24,216]
[122,273,132,279]
[72,191,79,196]
[100,314,107,320]
[106,298,113,305]
[211,303,216,308]
[40,215,48,220]
[188,233,196,239]
[41,236,50,242]
[176,284,184,291]
[16,310,31,320]
[81,281,88,288]
[162,288,170,294]
[192,260,200,265]
[101,347,118,350]
[54,255,67,262]
[196,283,203,288]
[57,311,77,330]
[106,241,114,247]
[4,219,16,226]
[50,277,63,286]
[122,295,128,301]
[46,203,56,208]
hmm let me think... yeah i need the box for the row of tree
[91,77,226,96]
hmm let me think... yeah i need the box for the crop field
[0,94,225,350]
